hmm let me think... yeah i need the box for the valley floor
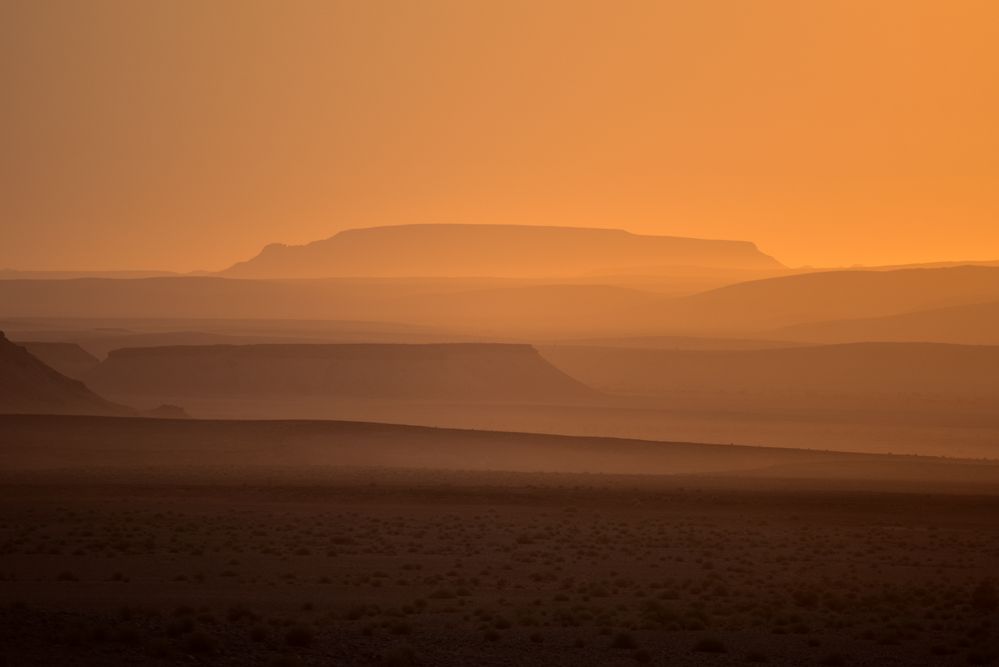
[1,470,997,666]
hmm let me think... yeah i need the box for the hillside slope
[652,266,999,334]
[18,342,101,378]
[0,332,130,416]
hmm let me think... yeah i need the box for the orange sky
[2,0,998,271]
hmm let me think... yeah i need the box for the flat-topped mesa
[221,224,783,278]
[86,343,596,401]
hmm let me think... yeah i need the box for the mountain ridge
[221,224,784,278]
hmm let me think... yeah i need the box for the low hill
[776,301,999,345]
[3,414,997,487]
[0,332,129,416]
[86,343,595,402]
[18,342,101,378]
[652,265,999,334]
[221,224,782,279]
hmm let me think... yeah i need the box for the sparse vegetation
[0,469,996,665]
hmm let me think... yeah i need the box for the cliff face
[86,343,595,401]
[0,332,130,416]
[222,224,783,278]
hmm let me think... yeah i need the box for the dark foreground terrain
[1,418,997,666]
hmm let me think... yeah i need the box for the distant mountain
[18,342,101,378]
[0,332,130,416]
[651,265,999,334]
[776,300,999,345]
[221,224,783,278]
[86,343,595,402]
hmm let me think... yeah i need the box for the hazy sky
[2,0,997,271]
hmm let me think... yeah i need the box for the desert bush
[185,631,217,654]
[632,648,652,663]
[971,581,998,613]
[285,624,314,647]
[381,644,420,666]
[694,637,726,653]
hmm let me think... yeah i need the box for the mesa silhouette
[0,332,128,416]
[86,343,594,401]
[221,224,782,278]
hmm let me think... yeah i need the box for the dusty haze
[3,4,999,666]
[3,0,999,271]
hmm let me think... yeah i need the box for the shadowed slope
[17,342,100,379]
[86,343,595,401]
[0,332,130,416]
[222,224,782,278]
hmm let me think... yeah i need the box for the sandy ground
[1,468,997,666]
